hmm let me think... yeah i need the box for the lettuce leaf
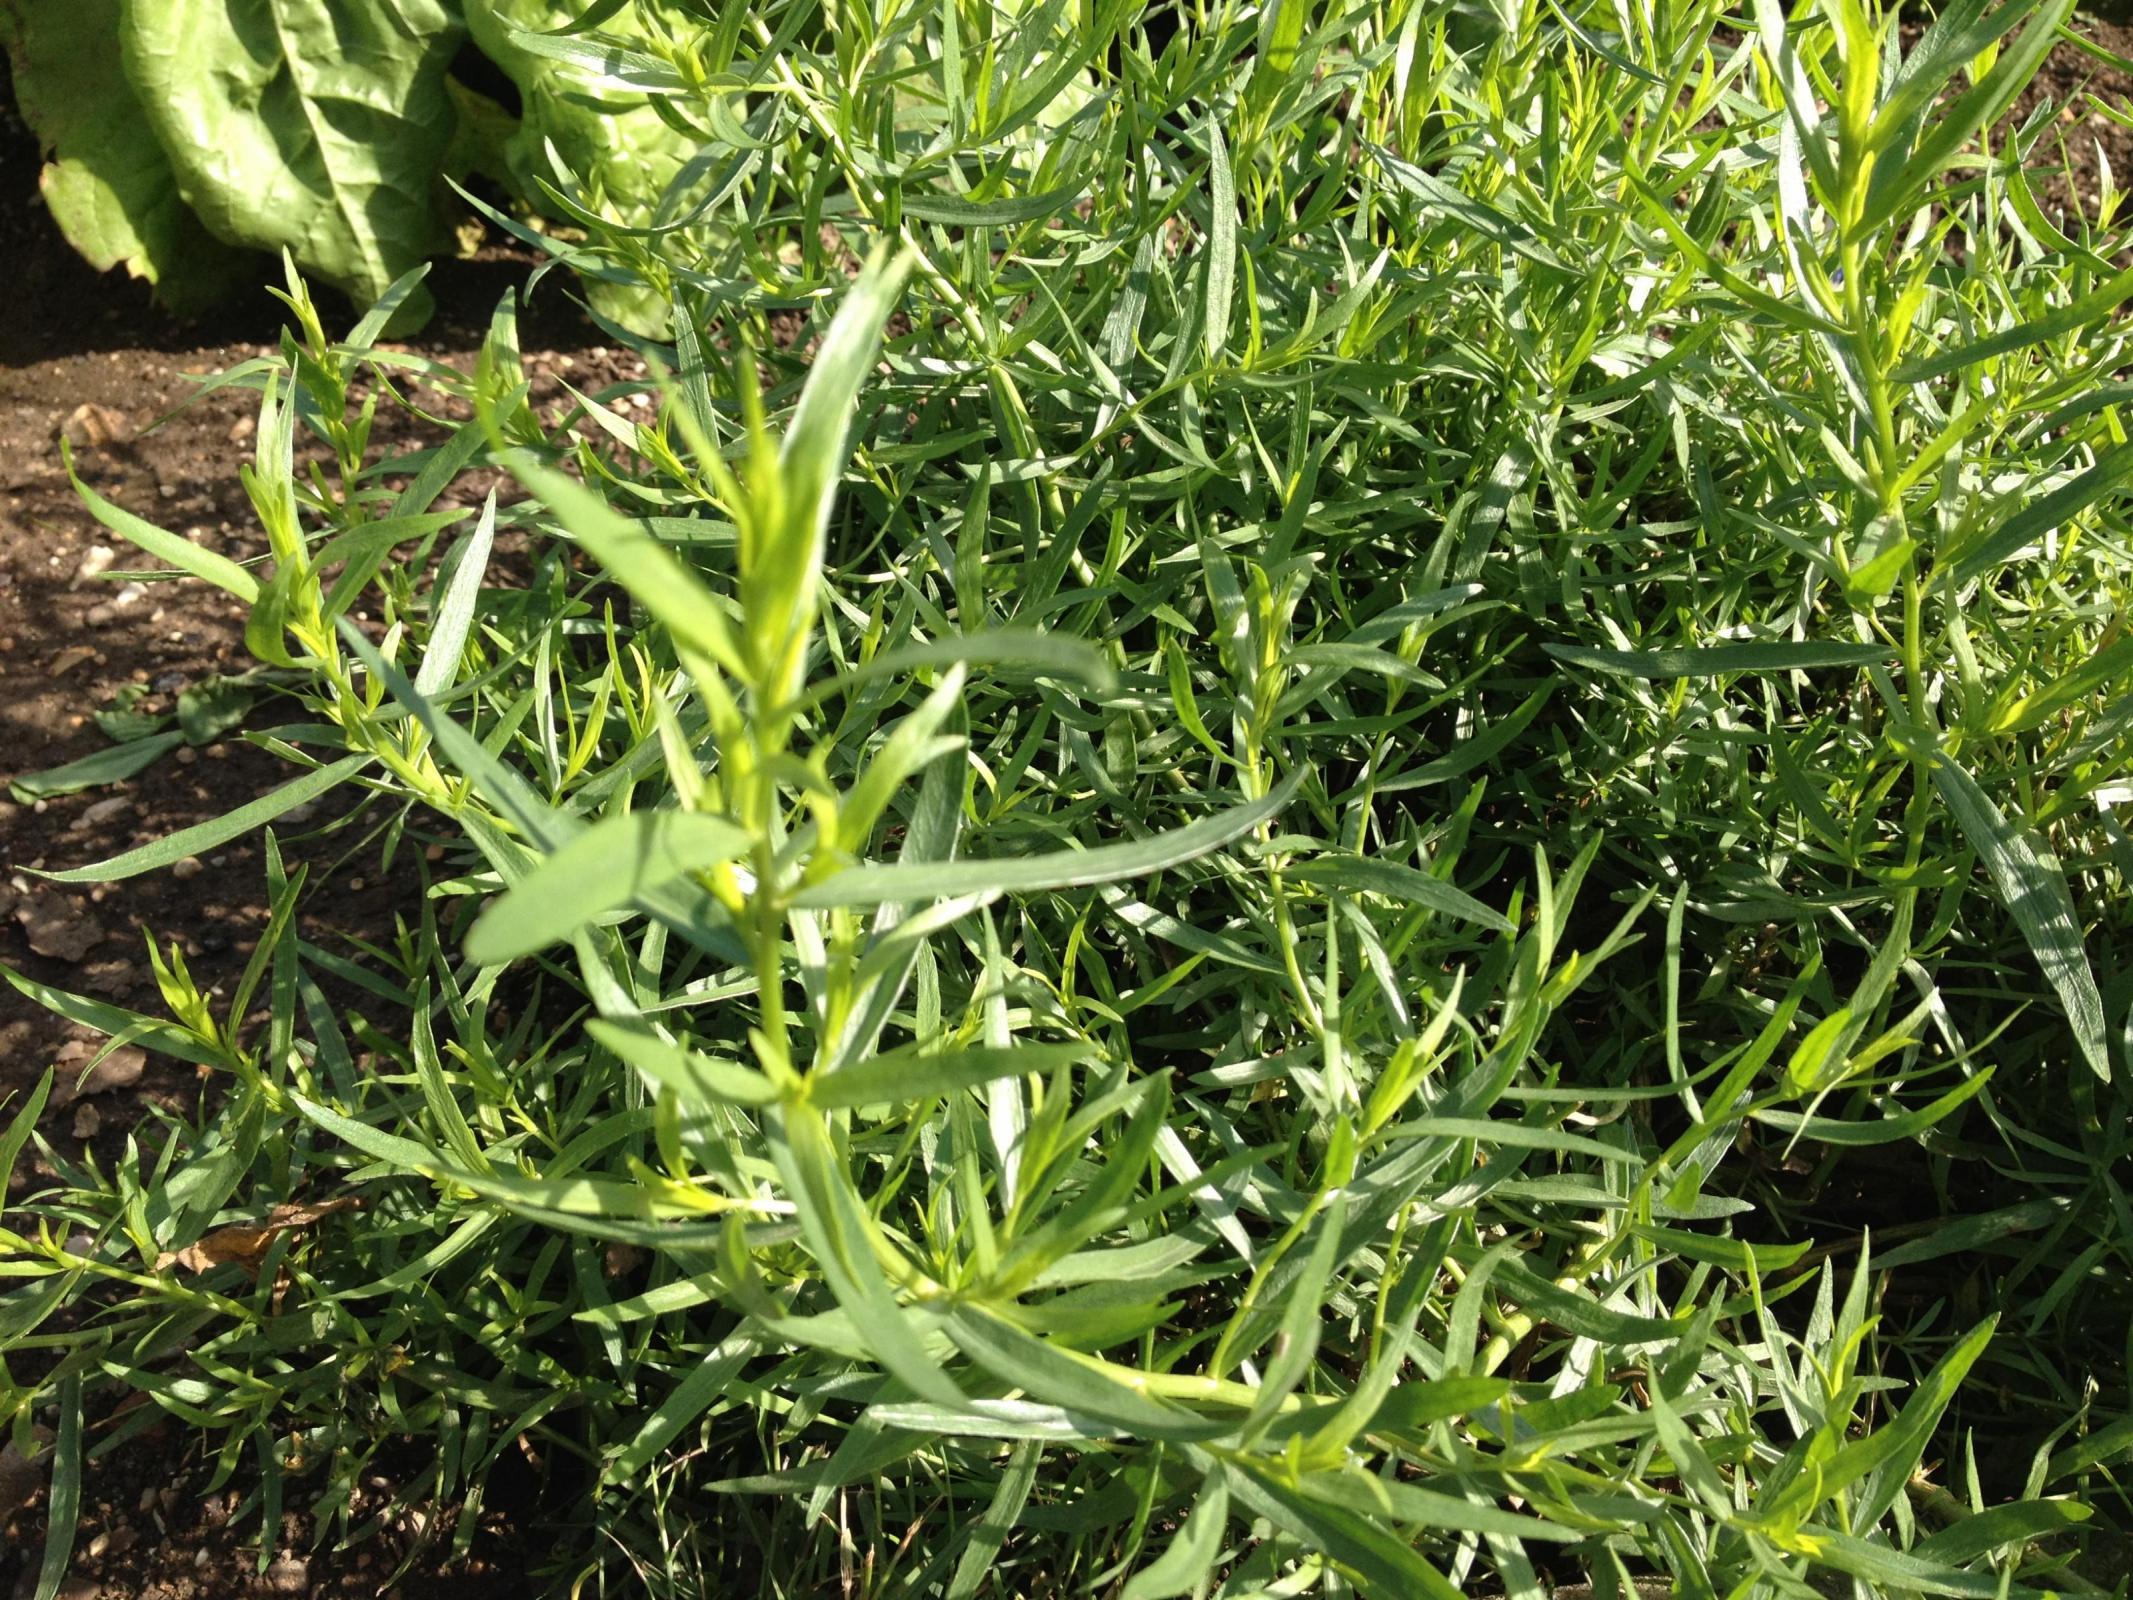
[119,0,467,322]
[0,0,244,313]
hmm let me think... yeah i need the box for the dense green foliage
[7,0,2133,1595]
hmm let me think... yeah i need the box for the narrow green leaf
[1121,1477,1231,1600]
[1203,119,1236,365]
[33,754,372,883]
[0,966,224,1068]
[903,189,1083,225]
[770,1107,964,1406]
[1948,442,2133,584]
[1223,1458,1467,1600]
[1911,1498,2090,1565]
[604,1333,761,1484]
[508,460,745,676]
[1895,261,2133,384]
[9,731,181,801]
[1928,747,2110,1080]
[1546,640,1893,678]
[414,490,497,696]
[794,767,1306,906]
[946,1439,1042,1600]
[1751,1068,1996,1144]
[943,1306,1223,1439]
[33,1375,81,1600]
[589,1021,781,1107]
[66,446,259,601]
[465,809,752,964]
[809,1042,1091,1109]
[1285,856,1514,935]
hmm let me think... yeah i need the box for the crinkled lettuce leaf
[0,0,244,314]
[119,0,466,322]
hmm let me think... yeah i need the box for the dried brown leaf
[155,1197,361,1277]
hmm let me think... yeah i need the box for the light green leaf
[1546,640,1893,678]
[1948,442,2133,584]
[33,754,372,883]
[0,966,225,1068]
[465,809,753,964]
[121,0,464,318]
[903,188,1084,226]
[1203,119,1235,365]
[1911,1498,2090,1566]
[770,1107,965,1406]
[1223,1458,1467,1600]
[10,731,182,802]
[67,454,260,602]
[0,0,242,311]
[794,767,1307,907]
[588,1021,781,1108]
[1284,855,1514,934]
[1121,1477,1230,1600]
[509,459,745,676]
[1929,747,2111,1081]
[809,1042,1091,1109]
[942,1306,1222,1439]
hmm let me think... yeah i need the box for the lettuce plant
[0,0,243,312]
[0,0,704,327]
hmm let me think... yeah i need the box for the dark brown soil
[2012,16,2133,222]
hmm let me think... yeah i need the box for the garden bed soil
[3,14,2133,1599]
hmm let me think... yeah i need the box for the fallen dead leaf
[61,404,131,451]
[0,1426,53,1517]
[156,1197,361,1277]
[48,644,98,678]
[75,1044,146,1098]
[18,899,106,961]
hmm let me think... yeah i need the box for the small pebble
[175,746,196,765]
[171,857,203,880]
[76,796,130,829]
[72,545,117,586]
